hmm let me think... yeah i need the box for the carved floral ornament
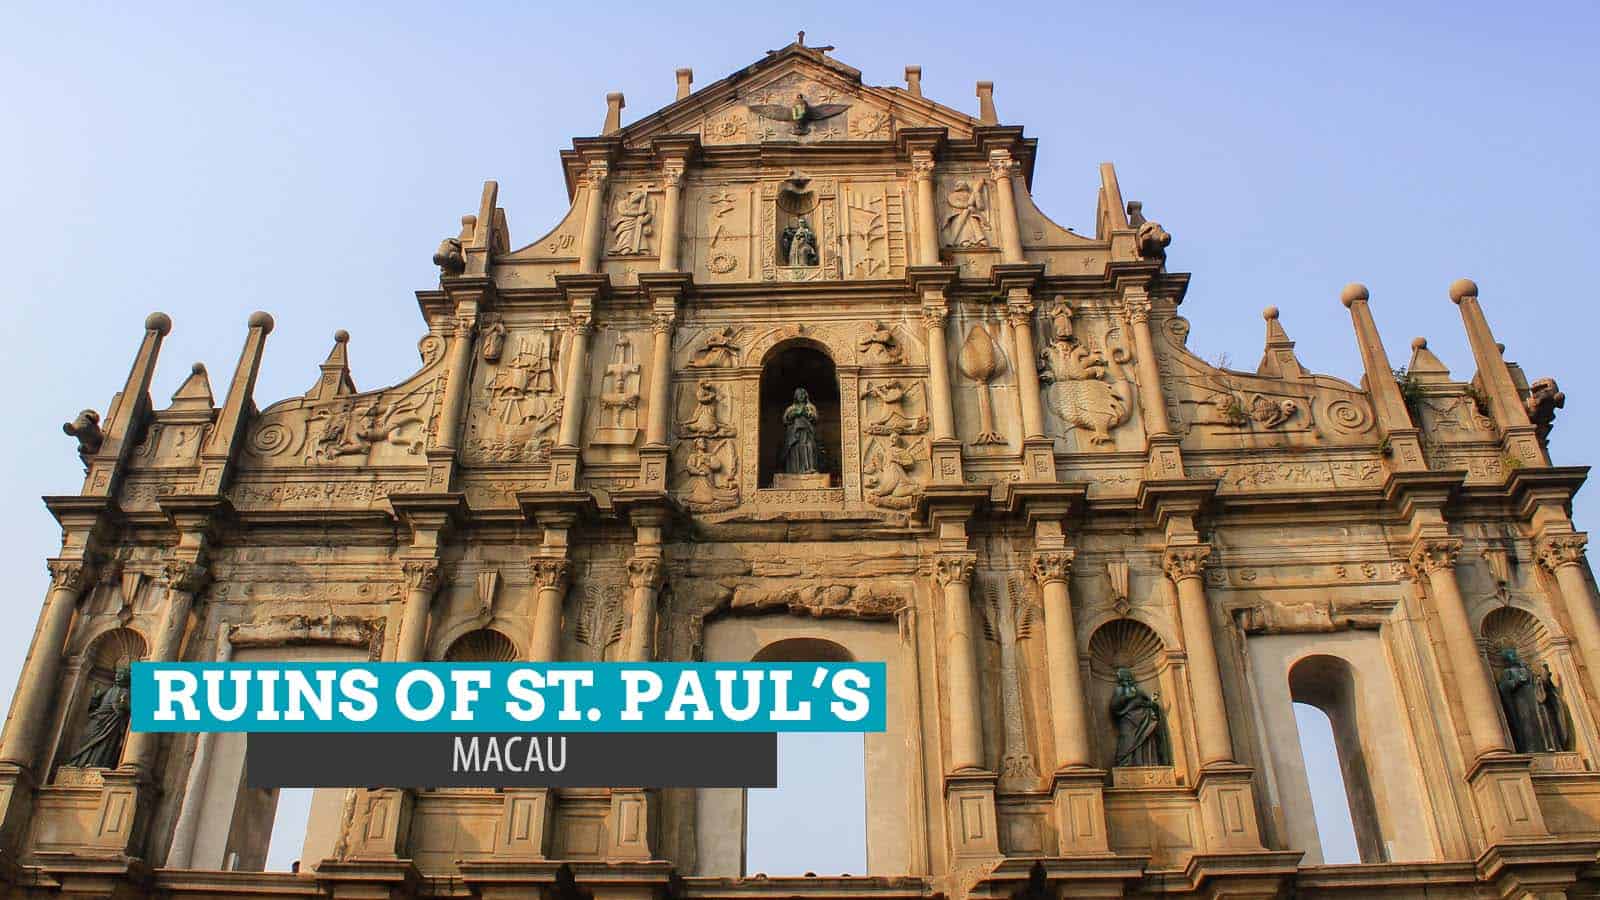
[1537,533,1589,572]
[1161,545,1211,582]
[933,553,977,586]
[1030,550,1075,585]
[1409,538,1463,576]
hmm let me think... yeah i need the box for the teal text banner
[131,662,885,733]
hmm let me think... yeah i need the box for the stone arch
[1287,653,1386,863]
[753,636,854,663]
[443,628,520,662]
[758,339,842,487]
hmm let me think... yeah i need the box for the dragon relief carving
[1040,313,1129,447]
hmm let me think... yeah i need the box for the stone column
[1340,283,1425,468]
[557,313,596,449]
[121,560,210,773]
[1032,550,1089,769]
[1123,289,1171,437]
[528,557,573,662]
[167,634,232,867]
[433,310,478,452]
[1536,533,1600,705]
[911,152,939,266]
[923,304,956,442]
[1,560,89,768]
[1163,546,1235,768]
[623,556,663,662]
[657,161,685,271]
[1410,538,1510,759]
[644,307,676,448]
[1448,278,1544,465]
[396,560,443,663]
[988,150,1025,263]
[935,553,984,772]
[1006,298,1045,442]
[577,161,610,275]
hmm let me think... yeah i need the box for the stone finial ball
[1263,305,1279,320]
[248,311,275,333]
[1448,278,1479,304]
[1412,337,1428,351]
[145,312,173,335]
[1339,283,1369,308]
[335,329,350,342]
[191,362,206,375]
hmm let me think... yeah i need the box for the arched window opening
[1292,702,1361,865]
[1288,654,1385,864]
[264,788,315,872]
[759,343,841,488]
[743,637,866,876]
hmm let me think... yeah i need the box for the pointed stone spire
[976,81,997,125]
[307,330,357,402]
[905,65,923,97]
[602,92,625,135]
[1255,306,1305,379]
[675,68,693,101]
[169,363,215,412]
[1405,337,1452,384]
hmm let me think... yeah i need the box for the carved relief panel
[463,322,564,465]
[687,186,756,283]
[1038,301,1141,453]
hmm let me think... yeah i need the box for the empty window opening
[1292,703,1360,865]
[1289,654,1386,864]
[262,788,314,872]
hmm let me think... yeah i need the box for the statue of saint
[1111,667,1169,767]
[64,665,132,769]
[1499,648,1570,752]
[781,388,820,474]
[781,217,819,267]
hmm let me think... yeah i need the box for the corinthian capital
[583,160,610,189]
[1408,538,1463,575]
[1030,550,1075,585]
[628,556,665,591]
[911,153,936,180]
[162,560,212,595]
[1005,301,1036,329]
[921,304,949,330]
[529,557,573,590]
[663,162,685,187]
[933,553,977,587]
[569,311,595,337]
[1163,545,1212,583]
[650,309,677,335]
[1537,533,1589,572]
[401,559,443,594]
[987,149,1015,183]
[46,559,88,593]
[1124,296,1153,327]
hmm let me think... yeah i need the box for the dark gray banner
[247,732,776,788]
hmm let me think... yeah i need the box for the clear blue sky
[6,0,1597,872]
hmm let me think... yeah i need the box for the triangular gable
[614,42,979,148]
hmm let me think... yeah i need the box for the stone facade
[3,37,1600,900]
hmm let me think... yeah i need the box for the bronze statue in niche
[781,388,820,474]
[781,217,819,267]
[63,665,132,769]
[1498,648,1572,753]
[1111,667,1170,767]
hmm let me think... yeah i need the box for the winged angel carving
[748,93,849,135]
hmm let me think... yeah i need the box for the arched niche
[1287,654,1386,863]
[758,341,842,488]
[444,628,520,662]
[1481,606,1578,754]
[1086,619,1180,774]
[53,627,146,777]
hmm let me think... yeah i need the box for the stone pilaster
[1162,545,1235,768]
[1536,532,1600,709]
[623,556,664,663]
[576,159,610,274]
[1,559,90,771]
[911,151,939,266]
[1409,537,1510,760]
[396,560,443,664]
[120,559,210,774]
[934,553,983,772]
[528,556,573,663]
[1123,287,1184,480]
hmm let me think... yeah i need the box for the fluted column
[577,161,611,274]
[1411,538,1510,759]
[1123,290,1171,437]
[397,560,442,663]
[1163,546,1234,767]
[623,556,664,662]
[528,557,573,662]
[558,313,596,449]
[988,150,1025,263]
[1007,298,1045,440]
[658,161,685,271]
[122,560,210,773]
[912,152,939,266]
[935,553,984,772]
[1537,533,1600,714]
[1032,551,1089,769]
[434,311,478,452]
[1,560,89,768]
[644,307,676,447]
[923,304,956,441]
